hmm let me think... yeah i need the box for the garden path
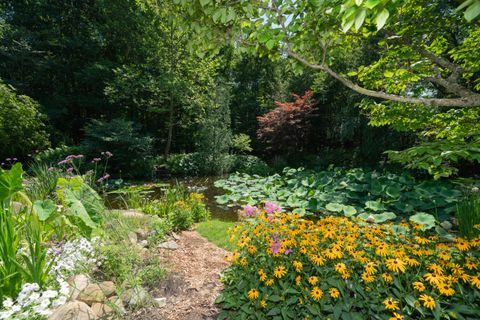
[131,230,228,320]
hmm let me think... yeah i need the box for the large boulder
[68,274,90,301]
[48,301,97,320]
[77,284,106,305]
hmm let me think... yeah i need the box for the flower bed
[218,204,480,320]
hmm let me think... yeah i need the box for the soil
[129,230,229,320]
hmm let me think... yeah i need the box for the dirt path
[131,230,229,320]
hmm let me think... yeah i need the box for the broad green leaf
[0,163,23,202]
[464,1,480,21]
[33,199,57,221]
[365,200,385,211]
[375,8,390,30]
[354,9,367,31]
[365,0,381,9]
[326,202,344,212]
[343,205,357,217]
[370,211,396,223]
[409,212,436,230]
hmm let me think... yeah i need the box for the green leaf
[370,211,396,223]
[199,0,210,7]
[343,205,357,217]
[375,8,390,30]
[215,194,230,204]
[383,70,394,78]
[409,212,436,230]
[354,9,367,31]
[464,1,480,21]
[365,0,381,9]
[326,202,344,212]
[33,199,57,221]
[265,39,276,50]
[0,163,23,202]
[365,200,385,211]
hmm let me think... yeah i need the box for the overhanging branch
[286,49,480,108]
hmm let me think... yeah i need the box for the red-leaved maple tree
[257,91,318,155]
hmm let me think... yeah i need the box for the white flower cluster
[48,237,100,280]
[0,237,101,320]
[0,281,69,320]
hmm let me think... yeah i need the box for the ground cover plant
[215,167,463,225]
[218,203,480,320]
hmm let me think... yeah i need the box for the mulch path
[129,230,229,320]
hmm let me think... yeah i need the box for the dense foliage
[219,205,480,319]
[215,167,462,223]
[0,82,49,160]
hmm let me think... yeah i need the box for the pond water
[105,176,239,221]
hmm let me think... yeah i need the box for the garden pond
[104,176,239,221]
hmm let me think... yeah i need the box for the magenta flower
[271,241,281,254]
[284,249,293,255]
[265,201,281,214]
[241,204,259,217]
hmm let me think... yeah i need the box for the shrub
[231,155,272,176]
[142,188,209,231]
[257,91,318,156]
[0,82,50,160]
[231,134,253,154]
[81,118,154,179]
[218,204,480,319]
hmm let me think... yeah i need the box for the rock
[68,274,90,301]
[139,239,148,248]
[171,232,180,241]
[122,285,149,306]
[440,220,453,230]
[77,284,106,305]
[98,281,116,297]
[107,296,126,314]
[91,303,112,318]
[153,297,167,308]
[48,301,97,320]
[157,240,178,250]
[135,228,148,240]
[365,215,375,223]
[128,231,138,244]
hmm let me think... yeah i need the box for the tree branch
[286,49,480,108]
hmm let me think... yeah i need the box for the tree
[0,82,49,160]
[257,91,318,156]
[181,0,480,177]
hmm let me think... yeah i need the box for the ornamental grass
[218,204,480,320]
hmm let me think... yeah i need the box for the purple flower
[74,154,84,159]
[13,158,17,161]
[48,167,55,172]
[65,155,75,161]
[105,151,113,157]
[271,241,281,254]
[97,173,110,183]
[284,249,293,255]
[6,158,11,161]
[265,201,281,214]
[66,167,74,173]
[58,159,68,165]
[241,204,259,217]
[93,157,101,162]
